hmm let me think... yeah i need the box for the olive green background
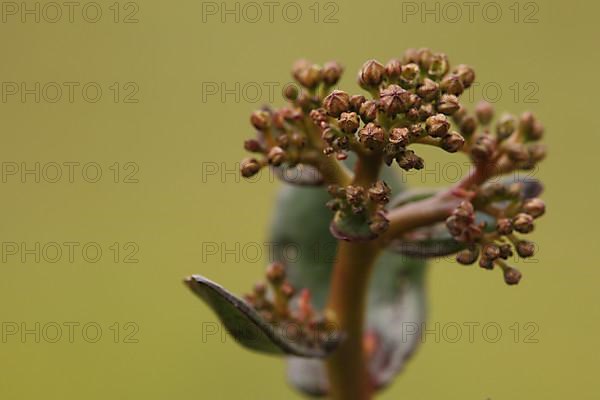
[0,0,597,399]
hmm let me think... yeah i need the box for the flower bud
[322,61,343,86]
[437,94,460,115]
[456,247,479,265]
[428,53,449,77]
[400,63,420,88]
[397,150,424,171]
[496,218,513,235]
[358,60,385,89]
[512,213,534,234]
[460,115,477,137]
[441,132,465,153]
[470,134,496,162]
[522,198,545,218]
[505,142,530,163]
[416,78,440,101]
[268,146,286,166]
[402,48,419,64]
[417,47,434,69]
[291,132,305,148]
[516,240,535,258]
[293,61,322,89]
[281,282,295,299]
[369,212,390,235]
[379,84,410,116]
[503,267,522,285]
[359,100,379,123]
[440,74,464,95]
[368,181,391,204]
[496,114,517,140]
[426,114,450,138]
[479,257,494,270]
[240,158,262,178]
[323,90,351,117]
[345,185,365,206]
[250,110,271,131]
[483,243,501,260]
[358,122,385,148]
[453,64,475,88]
[530,121,544,141]
[338,112,360,134]
[385,58,403,81]
[266,262,286,285]
[499,244,513,259]
[350,95,366,112]
[389,127,410,146]
[244,139,262,153]
[475,101,494,125]
[528,143,547,163]
[253,282,267,297]
[283,84,299,101]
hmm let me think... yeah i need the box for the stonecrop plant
[185,48,547,399]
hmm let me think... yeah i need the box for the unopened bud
[385,58,403,81]
[503,267,522,285]
[483,243,501,260]
[516,240,535,258]
[456,247,479,265]
[250,110,271,131]
[268,146,286,166]
[240,158,262,178]
[479,257,494,270]
[460,115,477,137]
[323,90,351,117]
[244,139,262,153]
[266,262,286,285]
[441,132,465,153]
[397,150,424,171]
[440,74,464,95]
[379,84,410,116]
[368,181,391,204]
[389,127,410,146]
[345,185,365,206]
[496,114,517,140]
[359,60,385,89]
[283,85,299,101]
[428,53,449,77]
[359,100,379,123]
[416,78,440,101]
[426,114,450,138]
[522,198,545,218]
[338,112,360,134]
[453,64,475,88]
[293,61,322,89]
[322,61,343,86]
[437,94,460,115]
[358,122,386,148]
[512,213,534,234]
[505,142,530,163]
[475,101,494,125]
[400,63,420,88]
[496,218,513,235]
[350,95,366,112]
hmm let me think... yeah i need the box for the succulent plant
[185,48,547,399]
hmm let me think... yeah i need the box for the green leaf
[269,167,427,396]
[184,275,340,358]
[329,210,378,242]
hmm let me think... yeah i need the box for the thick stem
[325,240,380,400]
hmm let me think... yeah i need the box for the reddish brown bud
[503,267,522,285]
[266,262,286,285]
[250,110,271,131]
[440,74,465,95]
[359,60,385,89]
[516,240,535,258]
[512,213,534,234]
[385,58,403,81]
[323,90,351,117]
[416,78,440,101]
[244,139,262,153]
[283,84,299,101]
[240,158,262,178]
[460,115,477,136]
[322,61,343,86]
[437,94,460,115]
[368,181,391,204]
[427,53,449,77]
[379,84,411,116]
[475,101,494,125]
[293,61,322,89]
[359,100,379,123]
[456,247,479,265]
[496,218,513,235]
[358,122,385,148]
[483,244,501,260]
[479,257,494,270]
[453,64,476,88]
[397,150,424,171]
[280,282,295,299]
[426,114,450,138]
[522,198,545,218]
[349,95,366,112]
[345,185,365,206]
[441,131,465,153]
[496,114,517,140]
[338,112,360,134]
[400,63,420,88]
[389,127,410,146]
[267,146,286,166]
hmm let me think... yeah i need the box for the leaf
[184,275,341,358]
[389,223,464,258]
[269,167,427,396]
[388,187,440,208]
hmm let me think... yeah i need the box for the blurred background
[0,0,597,398]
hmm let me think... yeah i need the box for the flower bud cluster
[454,101,547,171]
[327,180,392,235]
[448,182,546,285]
[243,262,335,347]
